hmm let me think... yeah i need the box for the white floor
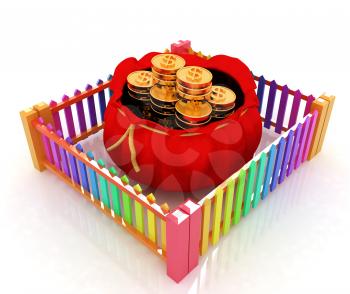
[1,1,350,293]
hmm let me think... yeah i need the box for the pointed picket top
[62,94,69,102]
[49,100,57,107]
[294,89,302,98]
[108,166,118,177]
[146,193,156,204]
[120,174,129,185]
[65,137,73,145]
[270,80,277,90]
[281,84,289,93]
[133,184,142,195]
[85,84,93,91]
[74,89,81,96]
[47,123,54,132]
[97,159,105,168]
[38,117,45,124]
[107,74,113,81]
[259,75,265,83]
[75,143,84,152]
[56,130,63,138]
[97,79,103,85]
[86,151,94,160]
[160,203,170,214]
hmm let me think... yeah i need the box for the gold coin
[128,90,150,102]
[151,68,177,81]
[175,100,212,119]
[209,86,236,108]
[175,114,211,129]
[176,66,212,89]
[153,78,177,87]
[176,82,212,95]
[151,54,186,74]
[177,88,211,101]
[127,84,150,94]
[127,70,155,88]
[150,85,178,103]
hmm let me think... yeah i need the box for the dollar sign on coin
[160,54,176,69]
[211,86,227,103]
[186,67,202,82]
[135,71,153,86]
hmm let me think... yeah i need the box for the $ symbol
[186,67,202,82]
[160,55,176,68]
[212,87,226,102]
[135,72,152,86]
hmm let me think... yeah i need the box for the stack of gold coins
[150,53,186,116]
[209,85,236,118]
[175,66,213,128]
[175,100,212,129]
[127,70,155,102]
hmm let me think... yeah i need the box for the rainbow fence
[20,42,335,283]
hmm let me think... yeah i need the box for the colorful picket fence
[20,42,335,283]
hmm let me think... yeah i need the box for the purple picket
[286,123,302,177]
[275,85,289,134]
[257,75,266,113]
[278,129,294,184]
[49,100,62,132]
[38,117,54,164]
[270,137,286,191]
[66,137,80,185]
[295,116,311,169]
[86,84,97,127]
[288,90,301,128]
[263,80,277,129]
[97,79,107,121]
[302,111,319,162]
[74,89,87,134]
[303,95,314,116]
[62,95,76,138]
[56,130,71,177]
[47,124,61,170]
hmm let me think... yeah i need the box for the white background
[1,0,349,293]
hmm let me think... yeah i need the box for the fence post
[20,102,54,171]
[166,209,190,283]
[308,94,335,159]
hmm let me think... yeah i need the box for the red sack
[104,52,262,192]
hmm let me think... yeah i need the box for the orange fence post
[308,94,335,159]
[20,102,53,171]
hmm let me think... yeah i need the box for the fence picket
[304,95,314,116]
[252,153,267,208]
[47,124,61,171]
[86,151,99,200]
[49,100,62,132]
[302,111,318,162]
[212,188,223,245]
[108,167,122,217]
[279,130,294,184]
[147,209,157,243]
[288,90,301,128]
[75,144,90,192]
[257,75,266,113]
[200,198,211,255]
[222,179,235,235]
[232,169,246,225]
[275,85,289,134]
[74,90,87,134]
[38,117,54,164]
[66,137,80,185]
[263,80,277,129]
[270,137,286,191]
[242,161,256,217]
[57,130,71,177]
[86,84,98,128]
[262,144,277,199]
[295,116,311,169]
[97,159,111,209]
[97,79,107,121]
[121,181,133,225]
[62,95,76,138]
[286,124,302,176]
